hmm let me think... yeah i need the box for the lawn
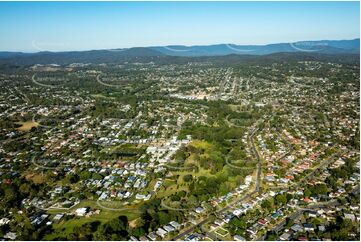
[190,140,214,150]
[215,227,229,237]
[156,179,180,198]
[228,104,243,112]
[44,200,140,240]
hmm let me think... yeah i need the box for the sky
[0,1,359,52]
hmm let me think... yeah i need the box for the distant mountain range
[0,39,359,66]
[150,39,360,56]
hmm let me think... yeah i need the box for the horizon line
[1,37,359,54]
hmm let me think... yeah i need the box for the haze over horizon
[0,37,360,54]
[0,1,359,52]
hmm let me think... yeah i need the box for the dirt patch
[25,173,45,184]
[129,218,139,228]
[16,121,39,131]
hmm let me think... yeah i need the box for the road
[172,218,211,241]
[255,164,357,240]
[173,124,348,241]
[217,68,232,99]
[273,200,340,232]
[256,199,342,240]
[248,139,343,240]
[171,191,257,241]
[14,86,31,104]
[249,127,262,192]
[200,224,220,241]
[290,151,343,190]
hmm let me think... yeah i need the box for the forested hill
[0,47,165,66]
[150,39,360,56]
[0,39,359,66]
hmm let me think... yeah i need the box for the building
[234,235,246,241]
[169,221,181,230]
[147,232,157,241]
[75,207,89,216]
[280,232,292,241]
[163,225,175,232]
[156,228,167,238]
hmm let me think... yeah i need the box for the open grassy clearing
[25,172,46,184]
[184,153,199,166]
[45,199,141,240]
[215,227,229,237]
[155,179,183,198]
[15,120,39,131]
[190,140,214,150]
[90,94,120,100]
[228,104,243,111]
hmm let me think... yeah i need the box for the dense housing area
[0,53,359,241]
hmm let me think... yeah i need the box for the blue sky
[0,1,359,52]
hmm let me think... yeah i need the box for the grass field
[16,120,39,131]
[90,94,115,99]
[190,140,214,150]
[156,179,180,198]
[44,200,141,240]
[228,104,243,111]
[25,172,46,184]
[215,227,229,237]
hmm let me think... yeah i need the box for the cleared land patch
[15,120,39,131]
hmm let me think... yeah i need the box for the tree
[261,199,273,211]
[178,190,186,197]
[231,217,247,229]
[3,186,18,205]
[170,194,181,201]
[19,183,32,196]
[94,215,129,240]
[158,211,171,225]
[183,174,193,182]
[64,173,79,184]
[79,170,92,180]
[312,184,328,195]
[92,173,103,180]
[131,226,146,238]
[304,189,312,198]
[275,194,287,205]
[72,221,100,240]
